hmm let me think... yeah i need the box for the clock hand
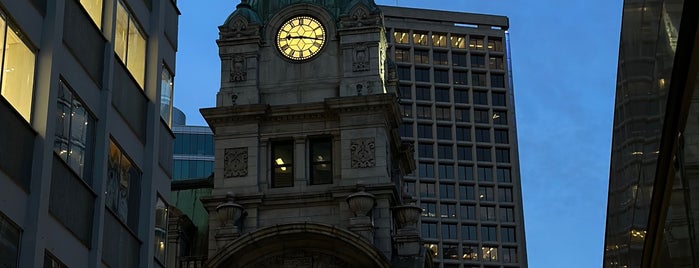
[286,35,323,41]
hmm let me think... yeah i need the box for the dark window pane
[310,138,332,185]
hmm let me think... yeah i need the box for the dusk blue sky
[173,1,623,267]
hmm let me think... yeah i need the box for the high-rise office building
[0,0,179,267]
[382,6,528,268]
[603,0,698,267]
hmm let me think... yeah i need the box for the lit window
[54,81,96,181]
[432,33,447,47]
[79,0,104,29]
[394,30,409,44]
[450,35,466,48]
[413,32,428,45]
[272,141,294,187]
[0,14,36,122]
[481,247,498,262]
[309,138,332,185]
[487,38,503,51]
[160,67,174,126]
[421,202,436,217]
[106,140,141,229]
[0,213,20,268]
[154,196,168,264]
[469,36,484,49]
[493,111,507,125]
[462,245,478,260]
[115,0,147,88]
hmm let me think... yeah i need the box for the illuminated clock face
[276,16,326,61]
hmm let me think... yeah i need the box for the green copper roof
[230,0,378,24]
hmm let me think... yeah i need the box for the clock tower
[200,0,426,267]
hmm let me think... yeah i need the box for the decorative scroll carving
[340,4,380,28]
[231,55,247,82]
[224,147,248,177]
[220,16,261,39]
[351,138,375,168]
[352,45,369,72]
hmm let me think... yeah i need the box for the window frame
[271,140,294,188]
[309,137,332,185]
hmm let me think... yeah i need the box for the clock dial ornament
[276,16,326,61]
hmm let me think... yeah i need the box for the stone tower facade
[200,1,426,267]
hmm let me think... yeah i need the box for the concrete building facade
[382,6,528,268]
[0,0,179,267]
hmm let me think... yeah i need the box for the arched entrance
[206,222,392,268]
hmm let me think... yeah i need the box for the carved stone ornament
[230,55,247,82]
[224,147,248,177]
[351,138,375,168]
[352,45,369,72]
[340,4,380,28]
